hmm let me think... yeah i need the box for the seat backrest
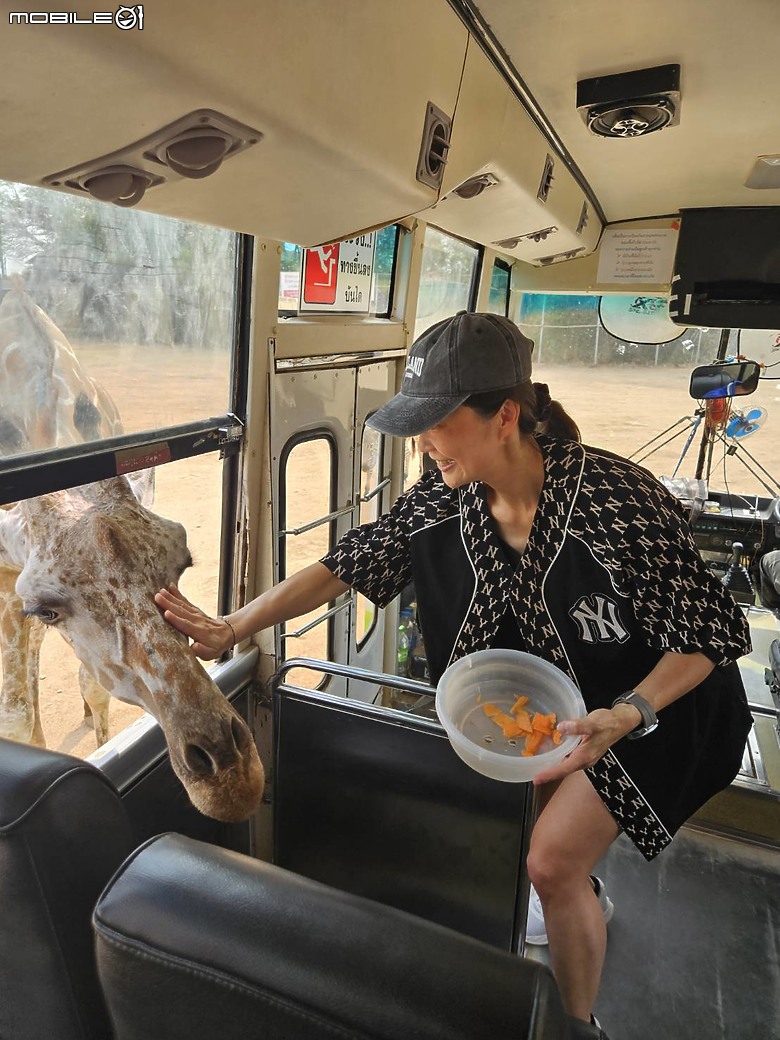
[0,738,135,1040]
[94,832,569,1040]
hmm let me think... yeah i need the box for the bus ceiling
[1,0,778,272]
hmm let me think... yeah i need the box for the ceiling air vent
[47,165,163,207]
[493,226,558,250]
[43,109,263,208]
[451,172,499,200]
[143,110,262,179]
[537,154,555,203]
[576,65,681,139]
[576,201,589,236]
[536,248,586,266]
[416,102,451,190]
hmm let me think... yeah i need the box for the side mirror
[689,360,761,399]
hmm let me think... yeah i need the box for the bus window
[414,227,480,339]
[517,292,778,498]
[355,424,383,647]
[277,224,399,317]
[0,180,235,438]
[279,436,335,688]
[0,180,239,761]
[404,437,423,491]
[487,259,511,317]
[369,224,399,316]
[278,243,303,313]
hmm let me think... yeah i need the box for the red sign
[115,443,172,474]
[303,244,340,305]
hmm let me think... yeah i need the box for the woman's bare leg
[526,771,620,1022]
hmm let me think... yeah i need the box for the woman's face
[416,405,505,488]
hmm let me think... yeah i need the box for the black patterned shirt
[321,436,753,859]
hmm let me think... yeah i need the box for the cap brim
[366,391,468,437]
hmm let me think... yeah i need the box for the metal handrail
[280,503,355,537]
[276,656,436,698]
[360,476,391,503]
[747,701,779,719]
[280,600,351,640]
[277,658,777,718]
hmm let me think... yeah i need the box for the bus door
[270,350,398,700]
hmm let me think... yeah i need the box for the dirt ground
[12,350,780,760]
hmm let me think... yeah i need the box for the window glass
[355,424,384,645]
[281,437,333,687]
[278,243,303,312]
[404,437,423,491]
[370,224,398,315]
[487,261,510,316]
[277,224,398,316]
[0,181,236,763]
[33,453,225,759]
[0,180,235,447]
[517,292,778,498]
[414,227,479,339]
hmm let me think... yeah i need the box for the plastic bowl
[435,649,586,782]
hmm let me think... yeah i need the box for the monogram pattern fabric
[587,750,673,857]
[321,436,750,860]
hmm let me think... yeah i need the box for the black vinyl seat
[94,831,570,1040]
[0,738,570,1040]
[0,737,135,1040]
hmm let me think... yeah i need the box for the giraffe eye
[35,607,60,625]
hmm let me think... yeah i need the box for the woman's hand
[532,703,641,786]
[154,584,234,660]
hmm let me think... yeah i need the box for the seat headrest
[0,738,134,1040]
[94,832,568,1040]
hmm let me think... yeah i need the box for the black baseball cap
[367,311,534,437]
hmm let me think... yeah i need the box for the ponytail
[464,381,581,442]
[532,382,581,441]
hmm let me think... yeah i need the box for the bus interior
[0,3,779,1039]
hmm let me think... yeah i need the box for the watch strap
[611,690,659,740]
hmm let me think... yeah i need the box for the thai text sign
[301,234,375,313]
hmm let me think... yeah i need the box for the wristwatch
[611,690,659,740]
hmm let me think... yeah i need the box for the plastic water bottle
[397,608,413,677]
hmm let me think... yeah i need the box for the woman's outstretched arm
[155,562,350,660]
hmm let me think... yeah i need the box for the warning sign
[300,234,375,313]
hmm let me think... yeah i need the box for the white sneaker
[525,884,548,944]
[525,875,614,946]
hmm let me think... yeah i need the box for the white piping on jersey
[567,530,632,599]
[538,446,586,687]
[446,488,479,671]
[408,512,459,539]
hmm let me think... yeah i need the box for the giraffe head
[14,477,264,822]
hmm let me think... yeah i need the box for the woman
[156,311,753,1040]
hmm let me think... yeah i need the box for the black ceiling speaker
[576,64,681,138]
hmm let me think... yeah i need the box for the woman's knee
[525,843,581,900]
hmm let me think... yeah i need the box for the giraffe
[0,476,264,821]
[0,285,152,747]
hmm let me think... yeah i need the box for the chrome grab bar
[280,504,355,537]
[279,600,351,640]
[276,656,436,698]
[360,476,391,503]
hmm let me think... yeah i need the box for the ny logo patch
[569,594,629,644]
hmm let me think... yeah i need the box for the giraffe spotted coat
[322,436,753,860]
